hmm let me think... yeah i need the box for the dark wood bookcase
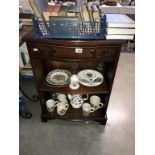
[24,33,123,125]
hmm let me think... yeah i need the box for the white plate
[77,69,104,87]
[46,69,71,86]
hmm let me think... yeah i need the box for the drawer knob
[52,49,57,54]
[103,48,109,56]
[90,49,96,58]
[103,49,109,52]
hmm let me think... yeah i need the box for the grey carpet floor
[19,53,135,155]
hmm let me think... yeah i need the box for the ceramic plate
[77,69,104,87]
[45,69,71,86]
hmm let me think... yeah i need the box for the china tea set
[45,69,104,116]
[46,93,104,116]
[46,94,69,116]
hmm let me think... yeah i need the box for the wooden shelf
[39,80,109,94]
[43,105,106,121]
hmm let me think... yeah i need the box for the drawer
[40,46,118,59]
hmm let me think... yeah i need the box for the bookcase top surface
[23,30,125,45]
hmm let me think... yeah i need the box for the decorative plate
[45,69,71,86]
[77,69,104,87]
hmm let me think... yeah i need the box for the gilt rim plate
[45,69,71,86]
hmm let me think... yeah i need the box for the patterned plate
[77,69,104,87]
[45,69,71,86]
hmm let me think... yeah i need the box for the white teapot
[67,94,88,109]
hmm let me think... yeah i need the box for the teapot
[67,94,88,109]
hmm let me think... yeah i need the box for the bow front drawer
[38,46,118,59]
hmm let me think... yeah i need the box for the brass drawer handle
[90,49,96,58]
[102,48,110,56]
[50,49,57,56]
[33,48,39,52]
[53,49,57,55]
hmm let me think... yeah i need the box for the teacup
[45,99,57,112]
[56,101,69,116]
[82,103,95,116]
[57,93,67,102]
[90,95,104,110]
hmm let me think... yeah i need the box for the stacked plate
[45,69,71,87]
[45,69,104,87]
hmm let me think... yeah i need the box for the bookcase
[24,32,124,125]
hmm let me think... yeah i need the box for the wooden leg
[41,116,48,122]
[99,119,107,125]
[95,114,107,125]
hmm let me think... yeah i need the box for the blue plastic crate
[32,14,107,40]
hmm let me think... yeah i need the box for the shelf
[43,105,106,121]
[39,80,109,94]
